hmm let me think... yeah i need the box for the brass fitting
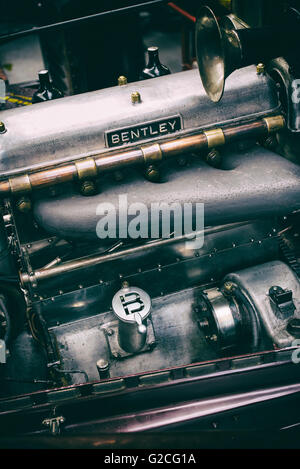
[80,180,97,196]
[9,174,32,194]
[131,91,141,104]
[75,157,97,180]
[263,115,285,133]
[257,63,265,75]
[145,164,160,182]
[118,76,127,86]
[224,281,235,294]
[206,148,222,168]
[16,196,32,213]
[204,128,225,149]
[141,143,163,165]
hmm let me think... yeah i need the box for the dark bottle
[141,46,171,80]
[32,70,63,103]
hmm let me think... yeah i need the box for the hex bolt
[145,164,160,182]
[0,122,6,133]
[206,148,222,167]
[80,180,97,196]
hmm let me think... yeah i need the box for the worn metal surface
[50,287,219,385]
[33,147,300,242]
[28,219,279,302]
[0,66,279,177]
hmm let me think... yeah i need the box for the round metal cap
[112,286,151,324]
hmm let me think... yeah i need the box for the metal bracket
[42,415,65,436]
[101,318,156,359]
[269,286,296,320]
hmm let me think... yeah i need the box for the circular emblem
[112,286,151,323]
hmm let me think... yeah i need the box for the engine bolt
[206,148,222,167]
[145,164,160,182]
[224,281,235,293]
[131,91,141,104]
[199,318,209,329]
[118,75,127,86]
[16,196,32,213]
[80,180,97,196]
[210,334,218,343]
[257,63,265,75]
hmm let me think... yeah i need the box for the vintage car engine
[0,0,299,439]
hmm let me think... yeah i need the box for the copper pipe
[0,115,285,197]
[21,223,250,287]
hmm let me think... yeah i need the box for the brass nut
[80,180,97,196]
[257,63,265,75]
[131,91,141,104]
[118,76,127,86]
[145,165,160,182]
[206,149,222,167]
[0,122,6,133]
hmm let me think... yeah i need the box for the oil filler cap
[112,286,151,324]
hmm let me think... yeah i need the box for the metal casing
[0,66,279,178]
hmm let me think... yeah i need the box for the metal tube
[20,223,249,287]
[0,115,285,197]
